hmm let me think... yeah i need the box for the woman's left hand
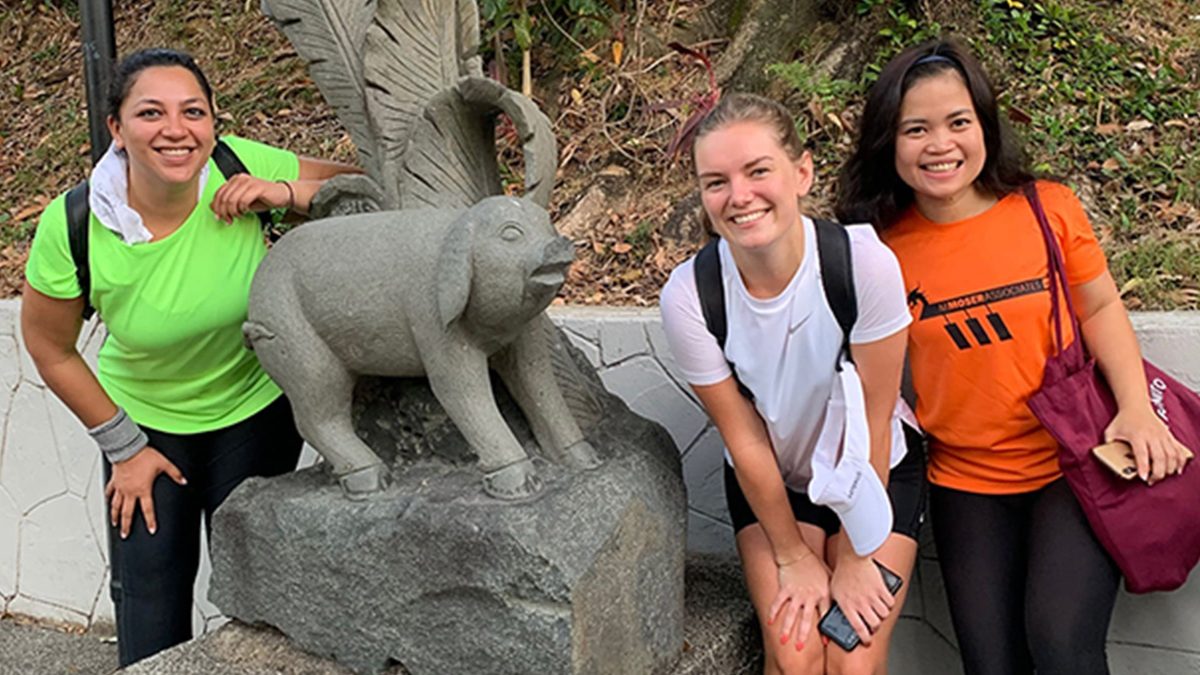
[211,174,292,223]
[1106,405,1192,484]
[829,555,895,646]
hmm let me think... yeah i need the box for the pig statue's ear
[437,212,475,328]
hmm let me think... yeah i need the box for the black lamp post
[80,0,116,165]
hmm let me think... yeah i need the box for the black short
[725,425,927,542]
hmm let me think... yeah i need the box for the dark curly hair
[106,48,214,120]
[835,38,1034,230]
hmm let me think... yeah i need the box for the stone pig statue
[243,196,601,499]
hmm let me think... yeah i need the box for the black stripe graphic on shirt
[906,277,1046,350]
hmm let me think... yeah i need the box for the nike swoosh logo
[788,306,813,334]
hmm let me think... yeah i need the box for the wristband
[277,180,296,211]
[88,407,148,464]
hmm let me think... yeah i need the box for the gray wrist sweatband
[88,408,148,464]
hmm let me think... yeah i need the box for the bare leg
[736,522,828,675]
[823,532,919,675]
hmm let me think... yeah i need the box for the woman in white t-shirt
[660,93,924,674]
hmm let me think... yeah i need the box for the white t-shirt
[660,217,912,491]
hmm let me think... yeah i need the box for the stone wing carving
[266,0,555,211]
[364,0,483,206]
[262,0,380,178]
[397,76,557,209]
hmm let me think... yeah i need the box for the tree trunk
[708,0,854,94]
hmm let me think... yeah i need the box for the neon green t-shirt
[25,136,299,433]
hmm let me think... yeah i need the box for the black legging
[930,479,1120,675]
[102,395,303,667]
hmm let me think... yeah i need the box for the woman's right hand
[105,446,187,539]
[768,551,831,650]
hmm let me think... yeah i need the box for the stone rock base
[209,428,686,675]
[128,557,760,675]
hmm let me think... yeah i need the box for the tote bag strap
[1021,183,1088,361]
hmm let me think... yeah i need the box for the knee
[826,654,885,675]
[763,640,823,675]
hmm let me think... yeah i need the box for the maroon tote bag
[1023,183,1200,593]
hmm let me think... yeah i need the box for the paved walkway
[0,616,117,675]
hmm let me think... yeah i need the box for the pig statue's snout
[529,236,575,290]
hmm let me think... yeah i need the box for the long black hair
[106,48,215,120]
[835,38,1034,230]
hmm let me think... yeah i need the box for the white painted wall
[2,300,1198,672]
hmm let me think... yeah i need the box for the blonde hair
[689,93,806,235]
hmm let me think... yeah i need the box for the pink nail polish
[796,641,804,651]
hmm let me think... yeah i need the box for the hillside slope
[1,0,1196,307]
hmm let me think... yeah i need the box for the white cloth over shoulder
[89,142,210,244]
[660,216,916,554]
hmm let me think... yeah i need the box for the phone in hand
[1093,439,1195,482]
[1092,440,1139,480]
[818,560,903,652]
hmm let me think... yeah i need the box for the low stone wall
[1,299,1198,672]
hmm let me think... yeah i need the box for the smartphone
[818,560,903,652]
[1092,440,1138,480]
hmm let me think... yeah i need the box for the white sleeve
[659,258,734,386]
[846,225,912,344]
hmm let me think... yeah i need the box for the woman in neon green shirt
[21,48,360,666]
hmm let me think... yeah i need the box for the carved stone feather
[263,0,379,177]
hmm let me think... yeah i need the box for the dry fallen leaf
[1095,123,1121,135]
[1008,106,1033,124]
[599,165,630,178]
[14,203,45,222]
[612,41,624,65]
[1125,119,1154,132]
[1101,158,1121,171]
[613,242,633,254]
[1119,277,1144,296]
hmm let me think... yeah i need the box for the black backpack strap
[814,218,857,367]
[693,238,755,401]
[212,138,274,233]
[694,239,727,349]
[65,180,95,320]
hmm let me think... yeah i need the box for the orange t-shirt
[884,182,1109,494]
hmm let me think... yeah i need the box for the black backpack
[692,219,857,402]
[64,139,272,319]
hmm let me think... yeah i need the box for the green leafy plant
[479,0,616,78]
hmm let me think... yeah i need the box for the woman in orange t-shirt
[835,39,1191,675]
